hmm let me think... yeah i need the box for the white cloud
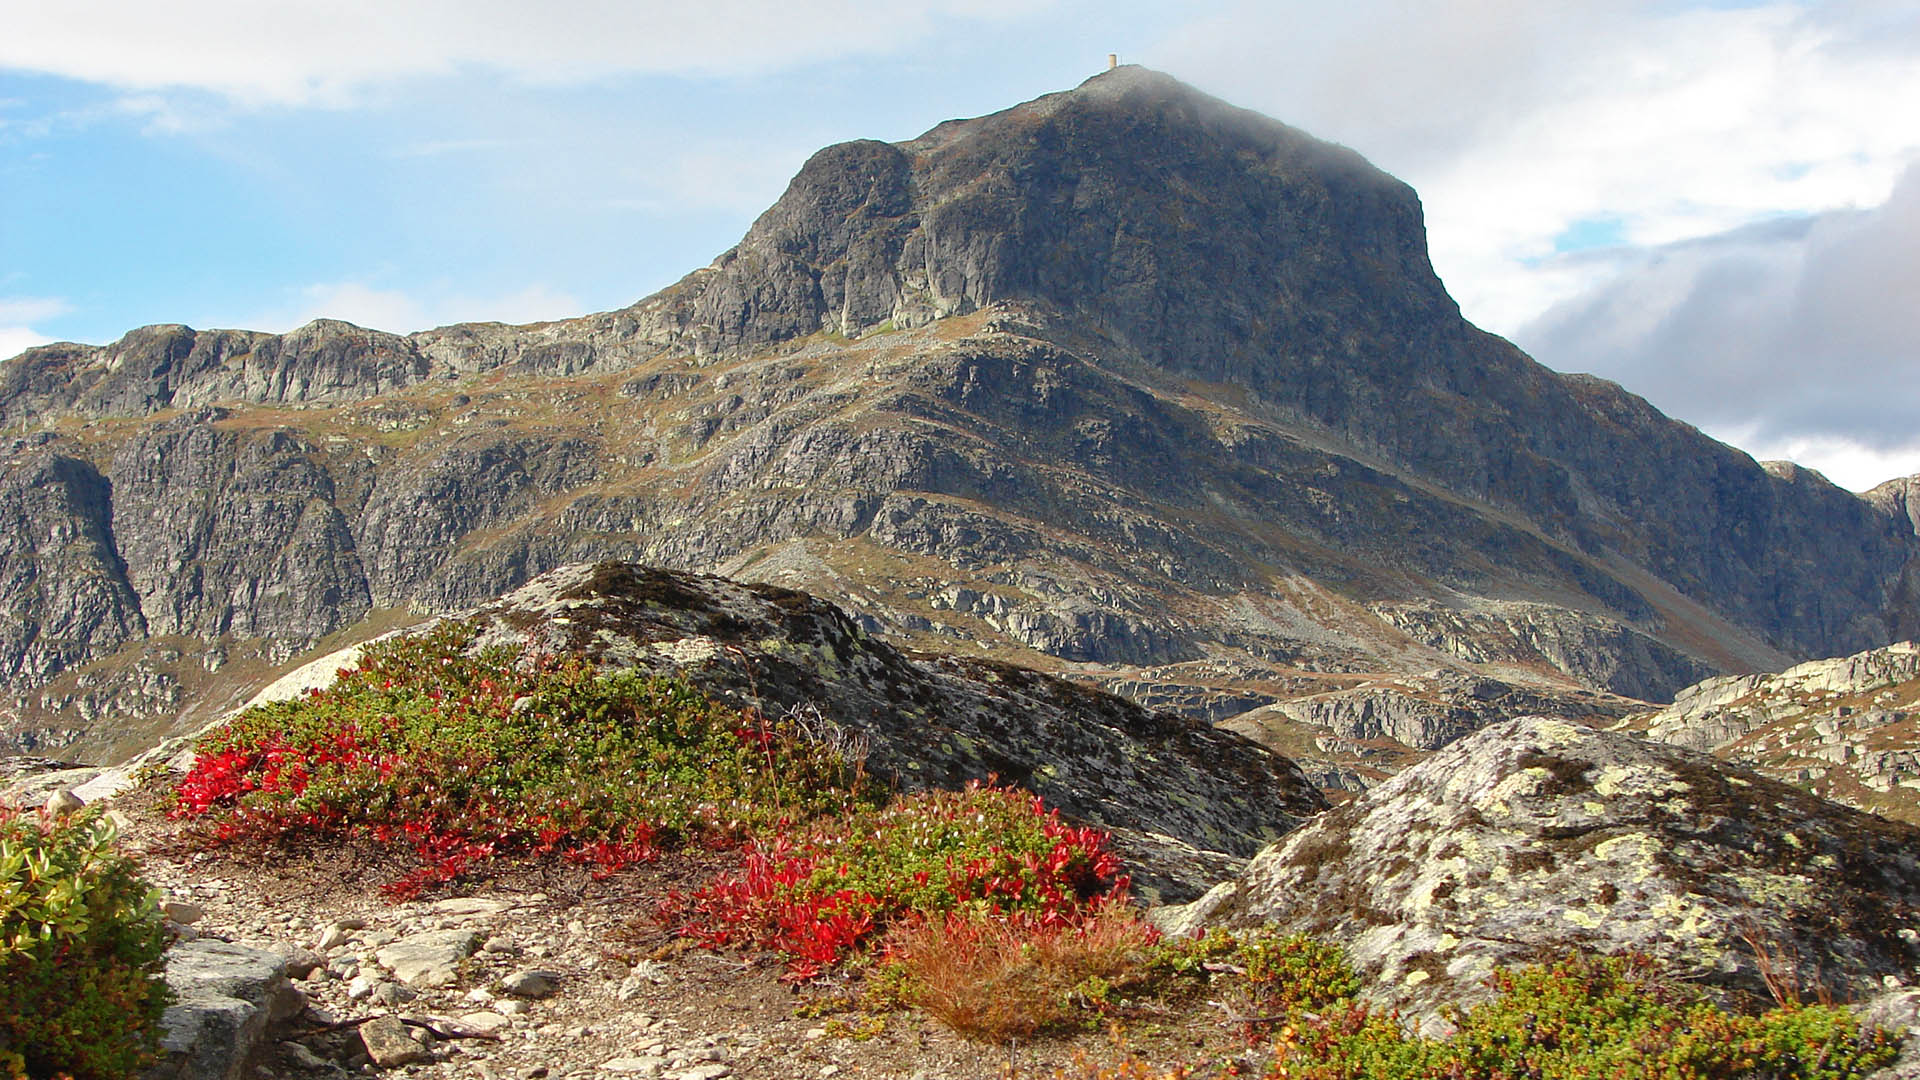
[0,296,72,325]
[0,327,54,361]
[0,1,1054,107]
[247,280,586,335]
[0,297,72,360]
[1519,162,1920,487]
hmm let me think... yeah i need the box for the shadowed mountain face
[5,67,1918,761]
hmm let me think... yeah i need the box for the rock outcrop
[457,561,1325,900]
[150,939,305,1080]
[1637,640,1920,821]
[1155,717,1920,1026]
[1251,668,1633,752]
[6,67,1919,758]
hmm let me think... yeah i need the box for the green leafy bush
[0,807,172,1080]
[172,622,876,897]
[1277,952,1899,1080]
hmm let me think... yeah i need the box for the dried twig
[1206,999,1316,1028]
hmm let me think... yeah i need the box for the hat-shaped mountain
[4,68,1917,763]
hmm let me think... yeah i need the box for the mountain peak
[691,67,1450,385]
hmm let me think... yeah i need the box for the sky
[2,1,1917,491]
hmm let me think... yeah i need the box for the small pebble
[45,790,84,815]
[162,900,205,924]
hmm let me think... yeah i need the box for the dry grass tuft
[883,903,1160,1043]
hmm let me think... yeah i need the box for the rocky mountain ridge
[1634,639,1920,822]
[6,66,1920,761]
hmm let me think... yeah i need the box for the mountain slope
[5,67,1917,760]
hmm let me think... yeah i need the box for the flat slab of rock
[455,1011,513,1035]
[358,1015,429,1068]
[602,1057,667,1076]
[1157,716,1920,1023]
[430,896,516,917]
[374,928,481,988]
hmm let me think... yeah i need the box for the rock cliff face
[6,67,1919,758]
[1636,640,1920,822]
[1155,717,1920,1027]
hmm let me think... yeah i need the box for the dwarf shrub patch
[171,622,875,897]
[666,781,1131,979]
[1275,952,1898,1080]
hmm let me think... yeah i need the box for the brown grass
[883,904,1160,1044]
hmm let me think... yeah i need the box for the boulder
[1156,716,1920,1025]
[147,940,304,1080]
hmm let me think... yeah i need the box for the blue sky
[4,0,1919,489]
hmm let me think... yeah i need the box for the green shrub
[1278,952,1899,1080]
[172,622,876,897]
[0,807,172,1080]
[1138,927,1360,1019]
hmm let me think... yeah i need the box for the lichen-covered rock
[1155,716,1920,1024]
[462,561,1326,900]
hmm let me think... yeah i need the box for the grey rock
[1638,640,1920,821]
[273,945,325,980]
[1158,716,1920,1025]
[162,900,205,925]
[1865,988,1920,1039]
[278,1041,334,1072]
[371,981,416,1006]
[44,787,83,814]
[1866,989,1920,1079]
[1263,669,1633,752]
[498,970,557,999]
[149,939,303,1080]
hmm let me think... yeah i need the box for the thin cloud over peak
[0,1,1058,107]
